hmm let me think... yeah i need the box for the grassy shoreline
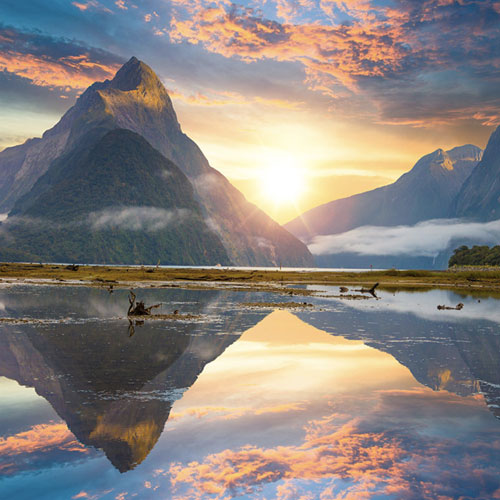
[1,262,500,294]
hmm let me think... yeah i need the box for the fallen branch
[437,303,464,311]
[354,282,379,297]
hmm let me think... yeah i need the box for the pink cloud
[0,421,87,457]
[0,50,120,90]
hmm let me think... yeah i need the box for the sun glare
[261,154,306,205]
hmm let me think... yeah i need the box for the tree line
[449,245,500,267]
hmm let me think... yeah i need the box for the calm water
[0,284,499,499]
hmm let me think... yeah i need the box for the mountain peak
[447,144,483,162]
[109,56,162,92]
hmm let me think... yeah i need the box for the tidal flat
[2,262,500,295]
[0,277,499,499]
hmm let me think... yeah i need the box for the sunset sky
[1,0,500,222]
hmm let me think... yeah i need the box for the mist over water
[308,218,500,257]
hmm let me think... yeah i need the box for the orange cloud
[166,398,500,499]
[0,51,120,90]
[168,3,411,94]
[72,1,112,13]
[72,492,94,499]
[72,1,91,10]
[0,421,87,457]
[168,418,412,499]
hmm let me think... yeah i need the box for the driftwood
[437,303,464,311]
[127,290,162,316]
[354,282,379,297]
[127,318,144,337]
[65,264,79,271]
[339,286,349,293]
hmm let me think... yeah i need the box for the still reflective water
[0,284,499,499]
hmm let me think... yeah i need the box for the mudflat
[1,262,500,295]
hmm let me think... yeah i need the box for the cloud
[166,0,500,125]
[89,206,191,232]
[192,173,222,196]
[0,421,88,475]
[167,405,500,499]
[168,2,409,92]
[115,0,127,10]
[169,402,307,423]
[308,218,500,257]
[168,87,303,109]
[0,69,79,113]
[0,25,122,90]
[71,1,112,13]
[0,422,86,457]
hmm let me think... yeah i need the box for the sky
[1,0,500,223]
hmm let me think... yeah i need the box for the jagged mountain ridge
[285,144,482,241]
[0,57,313,267]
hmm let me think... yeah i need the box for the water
[0,284,499,499]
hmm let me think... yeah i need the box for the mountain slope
[0,129,229,265]
[0,57,313,267]
[453,126,500,219]
[286,145,482,242]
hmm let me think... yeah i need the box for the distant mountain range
[286,127,500,268]
[0,57,313,266]
[286,144,483,240]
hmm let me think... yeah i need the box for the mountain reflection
[0,287,265,473]
[296,294,500,419]
[0,321,239,472]
[154,311,500,499]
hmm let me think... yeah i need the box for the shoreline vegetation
[1,262,500,294]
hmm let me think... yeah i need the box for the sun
[260,155,306,205]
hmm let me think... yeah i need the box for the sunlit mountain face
[0,285,499,499]
[1,1,500,223]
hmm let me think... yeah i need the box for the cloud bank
[308,218,500,257]
[89,206,191,232]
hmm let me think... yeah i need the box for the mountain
[453,125,500,219]
[0,57,313,267]
[285,145,482,242]
[0,129,229,265]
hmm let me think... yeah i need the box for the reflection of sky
[310,285,500,325]
[0,377,100,485]
[1,310,498,499]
